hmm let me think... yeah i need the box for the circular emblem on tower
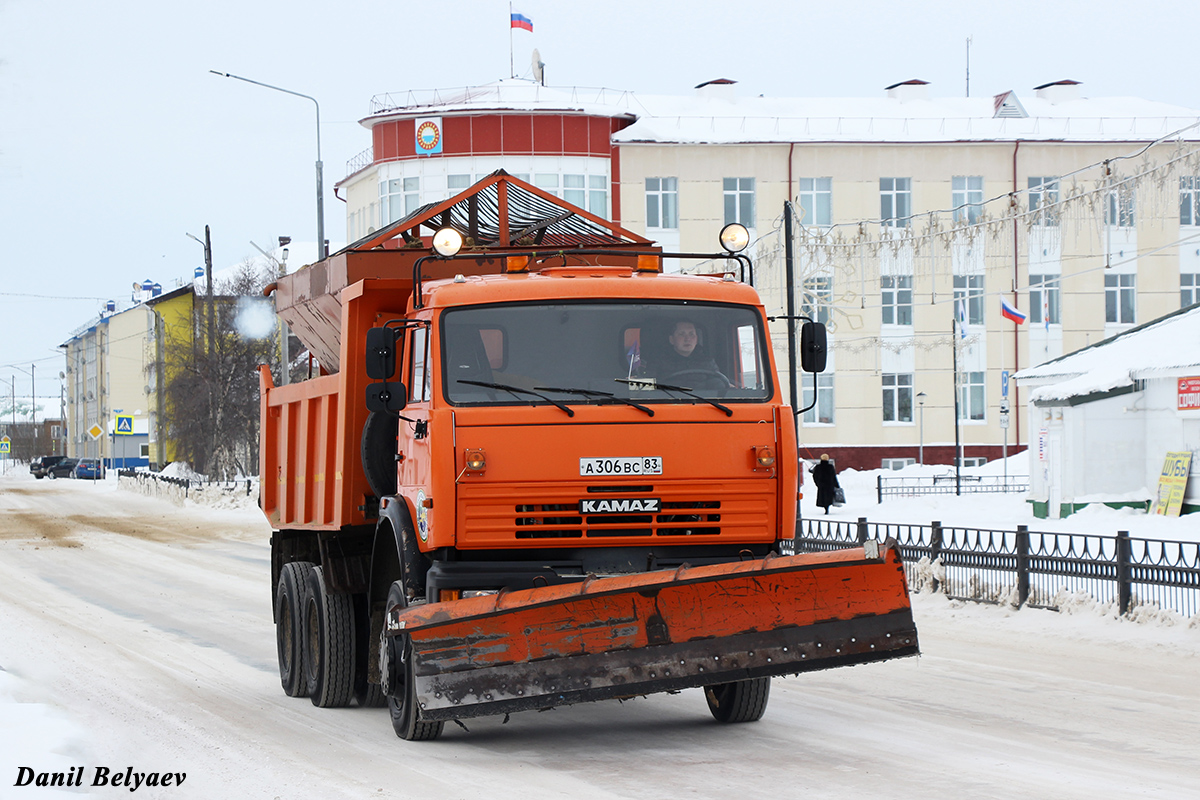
[416,119,442,153]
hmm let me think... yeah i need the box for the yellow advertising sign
[1152,451,1193,517]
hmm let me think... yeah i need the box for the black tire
[276,561,315,697]
[704,677,771,723]
[303,567,357,708]
[383,582,443,740]
[361,411,399,499]
[48,471,56,480]
[353,593,387,708]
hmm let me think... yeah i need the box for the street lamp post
[916,391,926,465]
[13,364,36,448]
[210,70,326,260]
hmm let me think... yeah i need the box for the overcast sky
[3,0,1199,398]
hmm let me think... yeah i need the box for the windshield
[441,301,772,406]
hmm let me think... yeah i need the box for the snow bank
[0,668,91,799]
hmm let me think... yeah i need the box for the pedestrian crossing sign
[0,436,10,454]
[115,414,134,435]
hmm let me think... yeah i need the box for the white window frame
[953,275,985,325]
[1105,185,1136,228]
[882,373,913,423]
[723,178,755,226]
[1029,176,1061,226]
[797,177,832,227]
[1183,273,1200,308]
[881,458,915,470]
[801,275,832,326]
[801,372,835,425]
[957,371,986,422]
[1029,275,1062,325]
[1105,273,1136,324]
[588,175,608,218]
[563,174,587,209]
[1181,177,1200,226]
[880,178,912,228]
[881,275,913,326]
[645,177,679,230]
[952,176,984,225]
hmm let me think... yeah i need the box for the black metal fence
[789,516,1200,619]
[117,469,255,498]
[876,474,1029,502]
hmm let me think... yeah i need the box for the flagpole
[509,2,514,78]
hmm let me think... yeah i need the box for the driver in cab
[651,320,723,385]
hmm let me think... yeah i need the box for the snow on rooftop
[366,79,640,122]
[614,92,1200,144]
[363,78,1200,145]
[1015,304,1200,402]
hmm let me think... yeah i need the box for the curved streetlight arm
[210,70,325,259]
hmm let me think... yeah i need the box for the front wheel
[382,582,443,741]
[704,677,771,723]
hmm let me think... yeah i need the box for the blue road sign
[115,415,134,435]
[1001,370,1010,398]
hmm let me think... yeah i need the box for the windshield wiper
[614,378,733,417]
[457,380,574,417]
[534,386,655,417]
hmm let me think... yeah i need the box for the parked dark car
[30,455,68,479]
[46,458,78,479]
[73,459,104,480]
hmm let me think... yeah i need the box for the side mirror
[800,322,827,373]
[366,381,408,413]
[366,327,401,380]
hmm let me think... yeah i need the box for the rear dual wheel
[704,677,771,723]
[303,566,357,708]
[275,561,314,697]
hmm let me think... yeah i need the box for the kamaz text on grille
[579,498,661,514]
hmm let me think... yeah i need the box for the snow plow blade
[386,541,918,722]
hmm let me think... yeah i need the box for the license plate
[579,457,662,477]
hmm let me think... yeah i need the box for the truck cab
[377,264,796,603]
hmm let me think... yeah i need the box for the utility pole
[965,36,972,97]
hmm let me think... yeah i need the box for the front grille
[460,481,772,547]
[514,494,721,538]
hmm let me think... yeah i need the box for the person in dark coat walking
[810,454,840,514]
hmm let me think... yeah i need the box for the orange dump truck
[261,173,917,740]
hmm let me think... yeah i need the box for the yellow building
[60,299,157,467]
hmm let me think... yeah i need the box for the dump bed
[260,275,414,530]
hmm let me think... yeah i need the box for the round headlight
[432,228,464,257]
[719,223,750,253]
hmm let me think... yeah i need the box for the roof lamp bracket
[412,248,755,309]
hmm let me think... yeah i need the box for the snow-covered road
[2,475,1198,799]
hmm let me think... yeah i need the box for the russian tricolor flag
[511,12,533,31]
[1000,298,1027,325]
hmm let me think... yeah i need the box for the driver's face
[669,322,698,356]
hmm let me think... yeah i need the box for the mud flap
[386,543,919,722]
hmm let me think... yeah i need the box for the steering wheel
[665,368,733,390]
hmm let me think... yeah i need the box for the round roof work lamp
[719,223,750,254]
[432,227,464,257]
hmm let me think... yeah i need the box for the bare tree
[158,259,278,479]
